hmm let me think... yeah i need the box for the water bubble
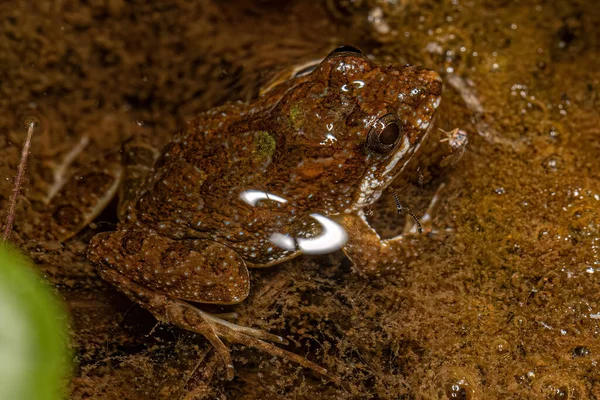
[444,378,474,399]
[296,213,348,254]
[435,366,480,399]
[367,6,391,35]
[542,155,560,172]
[546,385,568,399]
[269,233,295,251]
[492,338,510,356]
[535,374,585,399]
[513,315,528,328]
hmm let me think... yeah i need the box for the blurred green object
[0,242,70,400]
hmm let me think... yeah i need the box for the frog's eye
[366,114,402,154]
[328,45,363,57]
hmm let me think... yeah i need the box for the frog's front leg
[338,212,419,276]
[87,230,328,380]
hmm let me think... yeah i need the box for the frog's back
[131,104,283,242]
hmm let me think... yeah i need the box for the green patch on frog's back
[289,103,305,130]
[253,131,276,162]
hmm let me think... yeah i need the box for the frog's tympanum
[84,46,443,379]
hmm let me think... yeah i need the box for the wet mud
[1,0,599,398]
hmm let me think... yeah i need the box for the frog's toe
[202,312,288,345]
[207,318,329,379]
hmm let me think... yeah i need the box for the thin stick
[45,135,89,204]
[389,187,423,235]
[3,121,36,240]
[390,187,403,215]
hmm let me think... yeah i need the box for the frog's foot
[98,268,328,381]
[342,182,453,275]
[36,134,160,242]
[189,304,331,380]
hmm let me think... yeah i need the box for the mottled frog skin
[86,46,443,379]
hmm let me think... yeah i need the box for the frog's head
[265,46,443,213]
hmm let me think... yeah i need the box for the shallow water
[1,0,599,398]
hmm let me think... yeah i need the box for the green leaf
[0,243,71,400]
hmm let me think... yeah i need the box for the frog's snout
[419,70,444,103]
[422,69,443,85]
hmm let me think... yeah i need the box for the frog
[60,45,445,380]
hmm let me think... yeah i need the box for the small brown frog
[75,46,444,379]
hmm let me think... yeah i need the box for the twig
[389,187,423,234]
[44,135,89,204]
[2,121,36,241]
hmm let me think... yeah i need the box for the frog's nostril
[422,71,443,97]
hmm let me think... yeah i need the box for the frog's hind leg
[39,135,159,242]
[43,153,122,242]
[97,266,329,381]
[96,266,237,378]
[88,231,329,380]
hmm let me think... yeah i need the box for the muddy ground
[1,0,599,398]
